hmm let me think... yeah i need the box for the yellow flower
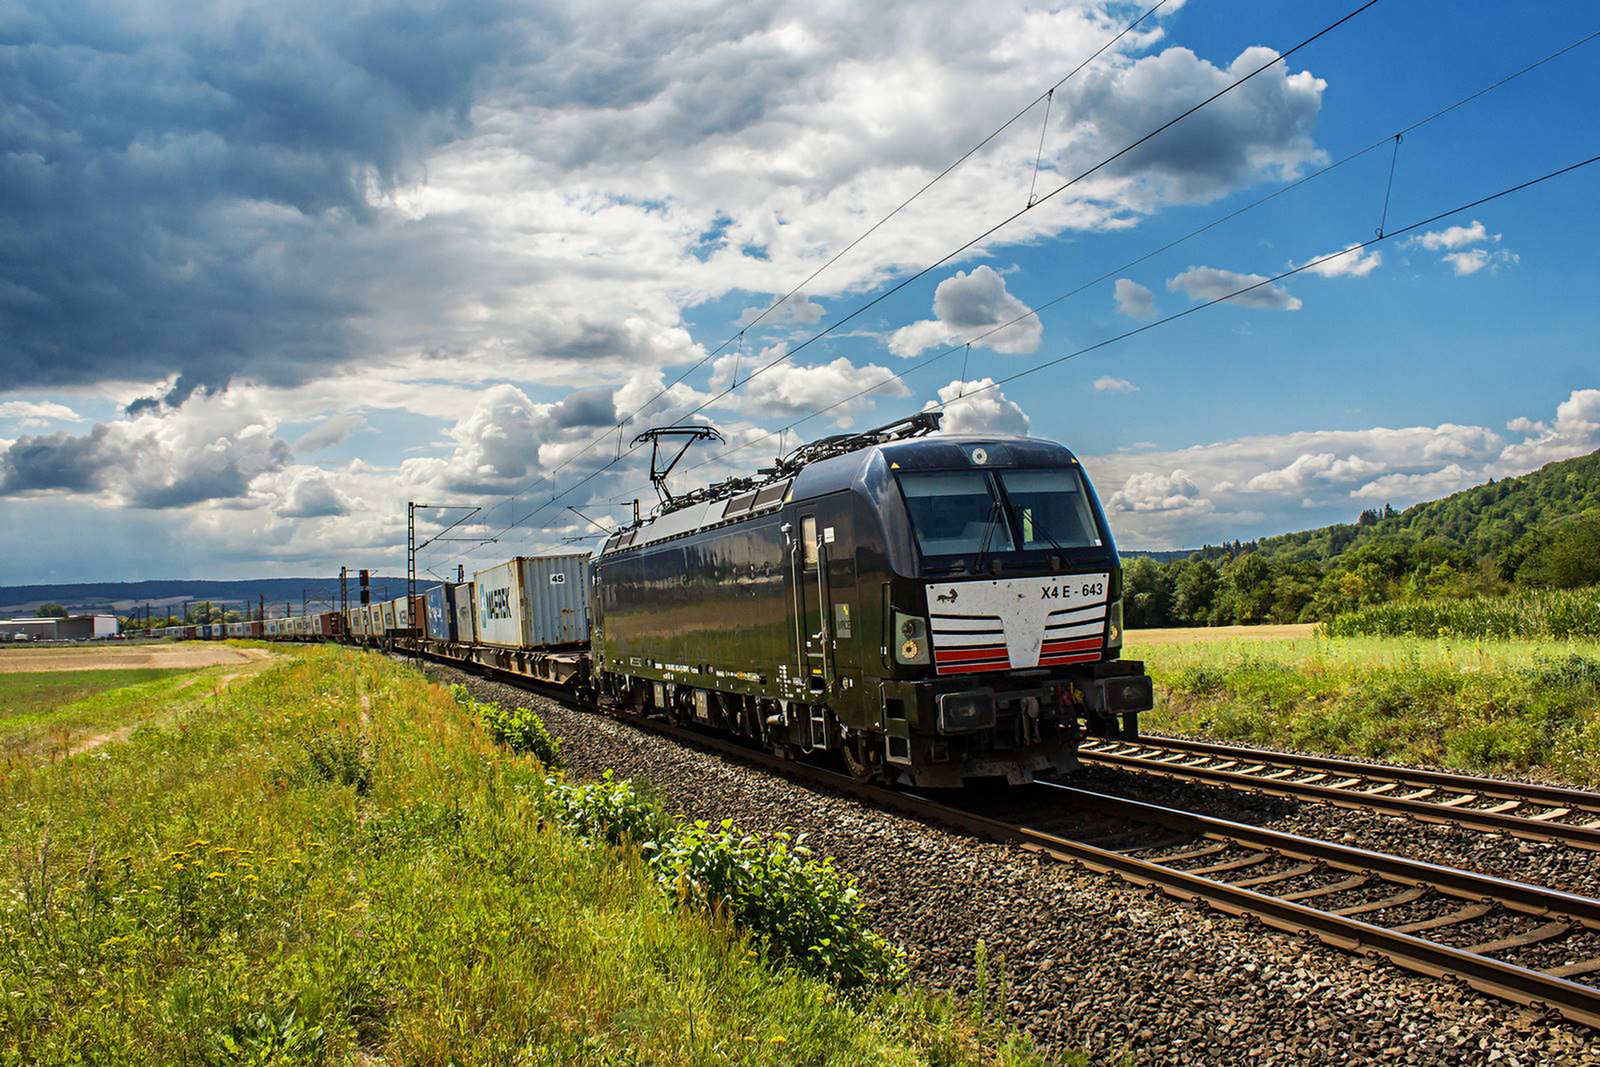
[206,872,226,880]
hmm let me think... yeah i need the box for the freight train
[165,414,1154,786]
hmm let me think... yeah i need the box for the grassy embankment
[1,643,1050,1065]
[1129,633,1600,787]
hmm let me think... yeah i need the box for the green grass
[1128,634,1600,786]
[0,667,232,757]
[0,644,1056,1065]
[1322,586,1600,640]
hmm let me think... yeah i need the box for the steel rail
[1100,734,1600,812]
[1079,737,1600,851]
[401,644,1600,1031]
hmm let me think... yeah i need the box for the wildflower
[206,872,226,880]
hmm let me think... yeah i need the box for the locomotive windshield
[997,469,1102,550]
[898,466,1102,558]
[898,472,1015,556]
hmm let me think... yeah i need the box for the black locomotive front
[591,426,1152,787]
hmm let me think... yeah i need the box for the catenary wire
[433,0,1383,562]
[446,0,1175,537]
[459,28,1598,545]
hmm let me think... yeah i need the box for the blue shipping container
[424,584,456,641]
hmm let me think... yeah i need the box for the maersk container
[452,582,476,644]
[473,553,591,648]
[424,584,455,641]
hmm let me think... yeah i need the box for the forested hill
[1245,448,1600,567]
[1124,449,1600,627]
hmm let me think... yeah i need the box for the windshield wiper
[1017,506,1068,555]
[972,498,1006,572]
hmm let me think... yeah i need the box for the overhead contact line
[437,0,1384,561]
[439,0,1174,545]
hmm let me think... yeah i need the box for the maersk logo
[481,587,513,620]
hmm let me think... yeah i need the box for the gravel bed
[434,665,1600,1065]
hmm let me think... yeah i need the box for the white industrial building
[1,614,119,641]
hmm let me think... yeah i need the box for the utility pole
[406,501,490,667]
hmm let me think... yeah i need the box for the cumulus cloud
[1057,46,1326,205]
[709,352,909,425]
[1108,469,1212,514]
[1295,243,1381,278]
[1349,463,1478,501]
[1498,388,1600,469]
[0,401,83,428]
[1405,219,1516,277]
[1085,389,1600,548]
[1094,376,1138,393]
[925,379,1030,435]
[1443,248,1519,276]
[0,392,292,507]
[1167,266,1302,310]
[1408,220,1493,251]
[278,468,355,518]
[1113,278,1157,318]
[889,266,1041,357]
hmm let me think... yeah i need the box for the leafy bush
[450,685,562,767]
[543,770,669,846]
[1321,587,1600,640]
[542,774,904,991]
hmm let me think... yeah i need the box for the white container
[452,582,476,644]
[473,554,591,648]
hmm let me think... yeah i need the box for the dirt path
[0,644,273,673]
[1125,622,1318,645]
[62,657,278,757]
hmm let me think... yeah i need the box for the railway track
[1078,735,1600,851]
[419,650,1600,1031]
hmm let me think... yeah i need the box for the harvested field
[0,642,272,673]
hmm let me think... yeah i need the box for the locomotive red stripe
[1038,651,1102,666]
[937,659,1012,675]
[1038,637,1102,655]
[934,645,1010,664]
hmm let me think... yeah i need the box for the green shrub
[450,686,562,768]
[542,774,904,992]
[543,770,670,846]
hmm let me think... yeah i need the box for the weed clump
[298,728,373,795]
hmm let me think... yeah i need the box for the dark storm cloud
[0,0,526,398]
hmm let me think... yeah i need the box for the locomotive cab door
[791,496,860,703]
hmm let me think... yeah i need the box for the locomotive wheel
[842,735,878,783]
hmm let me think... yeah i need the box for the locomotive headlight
[893,611,930,665]
[1107,599,1124,649]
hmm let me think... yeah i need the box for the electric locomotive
[591,413,1152,787]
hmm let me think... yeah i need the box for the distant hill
[0,577,409,616]
[1243,448,1600,570]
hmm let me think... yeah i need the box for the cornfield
[1322,587,1600,640]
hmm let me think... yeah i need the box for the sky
[2,0,1598,584]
